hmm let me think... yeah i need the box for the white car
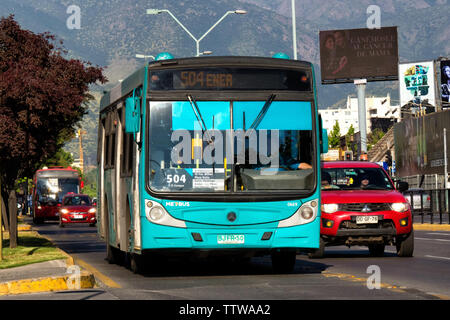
[404,188,431,210]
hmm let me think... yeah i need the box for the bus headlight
[391,202,409,213]
[300,206,314,220]
[149,207,165,221]
[278,200,318,228]
[144,200,186,228]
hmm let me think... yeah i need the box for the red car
[59,193,97,227]
[309,161,413,258]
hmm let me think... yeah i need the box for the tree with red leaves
[0,15,106,247]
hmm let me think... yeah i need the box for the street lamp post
[136,54,155,64]
[147,9,247,57]
[291,0,297,60]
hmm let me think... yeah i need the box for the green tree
[367,128,385,151]
[0,16,105,248]
[82,167,97,199]
[328,120,341,148]
[345,124,357,154]
[42,148,74,168]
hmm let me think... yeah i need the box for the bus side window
[120,105,133,177]
[105,109,117,169]
[98,117,105,166]
[103,117,109,168]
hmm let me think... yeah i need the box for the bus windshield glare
[36,177,79,203]
[148,99,315,193]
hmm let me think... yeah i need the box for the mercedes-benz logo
[227,212,237,222]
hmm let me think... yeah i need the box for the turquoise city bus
[97,54,328,273]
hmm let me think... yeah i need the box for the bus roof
[35,167,79,179]
[100,56,313,112]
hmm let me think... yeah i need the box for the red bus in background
[32,166,83,224]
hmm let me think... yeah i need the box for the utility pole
[77,129,87,175]
[291,0,297,60]
[355,79,368,156]
[444,128,448,189]
[444,128,449,213]
[0,177,3,261]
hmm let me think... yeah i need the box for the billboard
[441,60,450,109]
[319,26,398,84]
[394,109,450,177]
[399,61,436,109]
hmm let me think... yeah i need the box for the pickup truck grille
[340,203,391,212]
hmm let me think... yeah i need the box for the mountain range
[1,0,449,166]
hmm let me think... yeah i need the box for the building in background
[320,94,400,135]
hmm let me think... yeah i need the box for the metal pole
[355,79,368,154]
[434,60,441,112]
[0,177,2,261]
[444,128,448,214]
[197,11,235,56]
[445,128,448,190]
[291,0,297,60]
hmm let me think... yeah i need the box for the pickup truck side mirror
[396,181,409,192]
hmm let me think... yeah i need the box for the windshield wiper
[249,94,276,130]
[187,94,212,143]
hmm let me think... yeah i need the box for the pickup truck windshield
[321,167,394,191]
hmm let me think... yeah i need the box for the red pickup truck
[309,161,413,258]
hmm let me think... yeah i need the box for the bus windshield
[148,99,315,194]
[36,178,79,204]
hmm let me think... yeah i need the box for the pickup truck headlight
[391,202,409,213]
[321,203,339,214]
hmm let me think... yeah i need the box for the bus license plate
[217,235,244,244]
[356,216,378,224]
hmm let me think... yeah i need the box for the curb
[0,272,95,296]
[413,223,450,231]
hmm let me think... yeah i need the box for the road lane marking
[426,233,450,236]
[415,237,450,242]
[425,255,450,261]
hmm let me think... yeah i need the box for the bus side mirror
[321,129,328,154]
[125,96,141,134]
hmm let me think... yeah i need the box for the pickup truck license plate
[356,216,378,224]
[217,235,244,244]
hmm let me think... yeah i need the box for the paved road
[12,219,450,300]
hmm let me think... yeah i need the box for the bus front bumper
[140,218,320,251]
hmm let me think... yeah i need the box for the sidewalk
[0,220,96,297]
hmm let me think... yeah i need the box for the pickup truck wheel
[396,229,414,257]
